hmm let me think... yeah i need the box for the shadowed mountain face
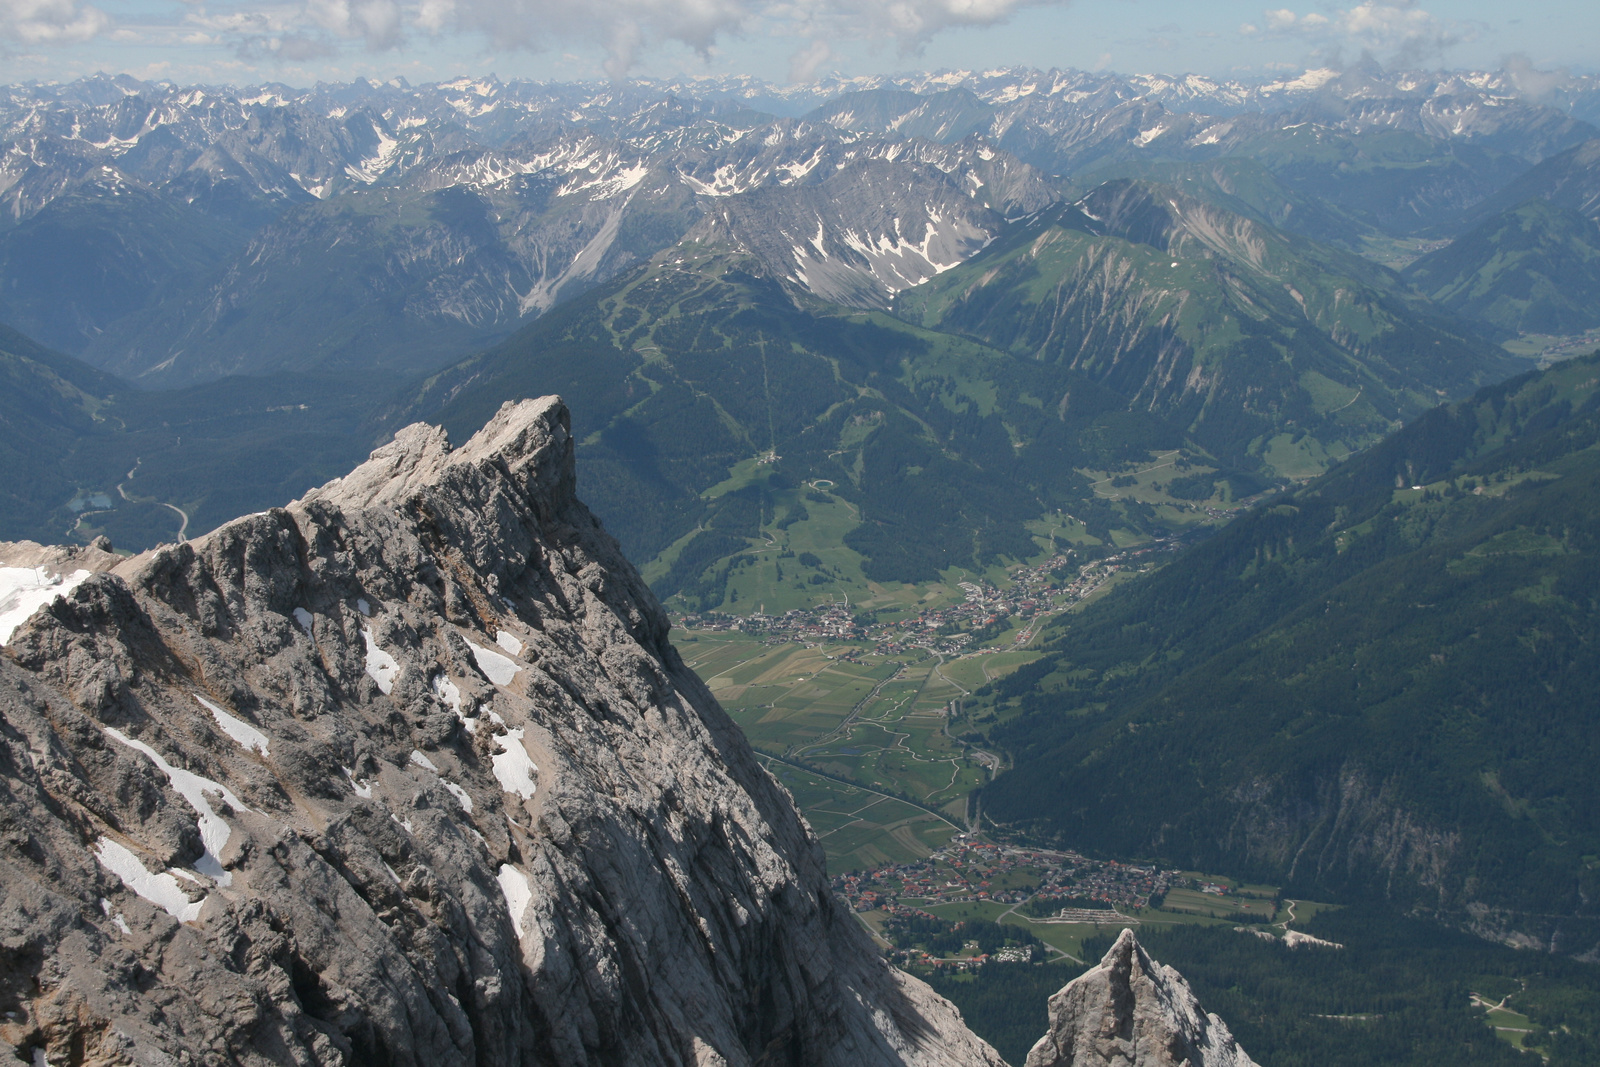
[978,353,1600,955]
[0,324,389,553]
[1405,198,1600,336]
[1450,138,1600,233]
[0,398,1007,1067]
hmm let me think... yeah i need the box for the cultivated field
[676,630,1036,866]
[760,759,959,870]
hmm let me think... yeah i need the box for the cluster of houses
[678,550,1132,653]
[831,840,1175,915]
[886,942,1043,970]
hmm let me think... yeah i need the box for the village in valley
[676,545,1150,654]
[834,841,1175,915]
[670,530,1299,971]
[823,838,1283,969]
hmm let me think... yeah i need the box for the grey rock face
[0,397,1003,1067]
[1024,929,1257,1067]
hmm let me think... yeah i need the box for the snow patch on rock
[468,639,521,686]
[363,629,400,694]
[498,864,533,937]
[93,837,205,923]
[104,728,248,887]
[197,696,269,756]
[491,727,538,799]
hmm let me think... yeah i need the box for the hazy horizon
[3,0,1595,94]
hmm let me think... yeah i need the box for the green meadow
[676,630,1042,866]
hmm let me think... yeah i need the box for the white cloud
[185,1,398,57]
[17,0,1064,76]
[415,0,453,33]
[1242,1,1473,65]
[1,0,110,44]
[1502,52,1571,103]
[307,0,402,48]
[788,36,829,81]
[186,6,304,39]
[425,0,1067,79]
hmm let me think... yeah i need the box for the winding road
[116,458,191,542]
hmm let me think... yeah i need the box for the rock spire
[1024,929,1258,1067]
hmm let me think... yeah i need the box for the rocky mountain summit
[1025,930,1257,1067]
[0,396,1005,1066]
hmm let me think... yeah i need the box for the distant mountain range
[0,64,1596,590]
[2,65,1597,386]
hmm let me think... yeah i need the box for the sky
[2,0,1596,88]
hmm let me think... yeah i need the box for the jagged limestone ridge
[0,397,1003,1067]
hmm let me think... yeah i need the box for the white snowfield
[362,629,401,694]
[497,864,533,937]
[93,837,205,923]
[0,566,93,645]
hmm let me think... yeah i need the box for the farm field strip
[680,630,1024,864]
[758,757,957,869]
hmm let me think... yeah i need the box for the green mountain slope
[897,179,1519,473]
[1404,198,1600,336]
[403,192,1526,620]
[976,351,1600,953]
[406,254,1190,602]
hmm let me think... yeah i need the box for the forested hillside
[977,352,1600,954]
[0,329,383,549]
[1405,198,1600,335]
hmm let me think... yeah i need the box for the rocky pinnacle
[1024,929,1258,1067]
[0,398,1003,1067]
